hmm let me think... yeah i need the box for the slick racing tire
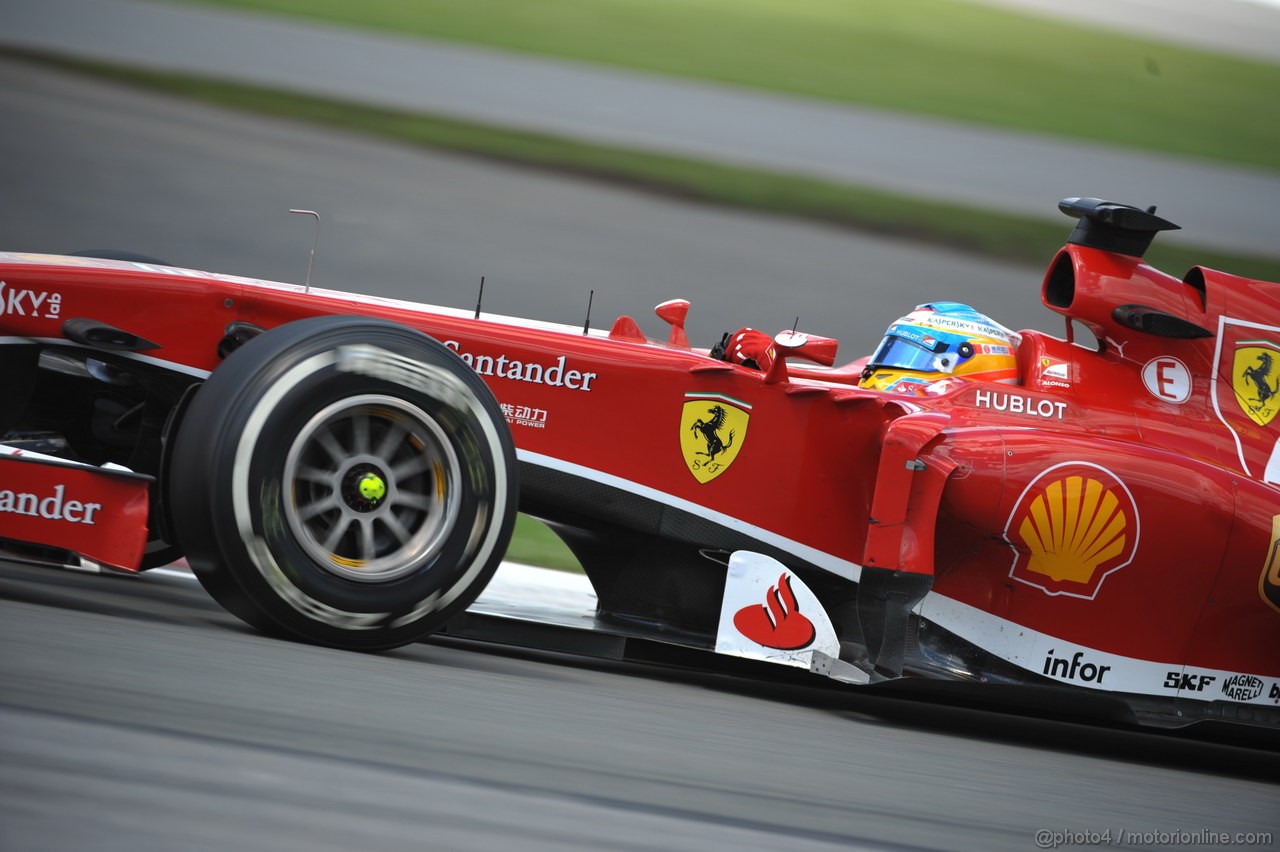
[168,315,518,650]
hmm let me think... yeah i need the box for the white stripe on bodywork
[917,592,1277,704]
[517,449,863,583]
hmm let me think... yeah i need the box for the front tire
[169,315,517,650]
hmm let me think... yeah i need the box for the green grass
[505,515,583,573]
[20,50,1279,283]
[161,0,1280,170]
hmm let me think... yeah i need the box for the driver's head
[859,302,1019,392]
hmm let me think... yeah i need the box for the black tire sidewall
[171,315,517,649]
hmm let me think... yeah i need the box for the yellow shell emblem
[679,393,750,484]
[1007,464,1138,598]
[1261,514,1280,616]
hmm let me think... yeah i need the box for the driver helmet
[859,302,1020,393]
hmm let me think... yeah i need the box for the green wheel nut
[359,472,387,503]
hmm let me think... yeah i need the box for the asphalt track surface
[0,57,1053,346]
[2,558,1279,852]
[2,0,1279,259]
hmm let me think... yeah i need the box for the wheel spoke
[294,464,335,485]
[351,413,370,456]
[358,518,376,563]
[315,428,347,464]
[321,515,352,553]
[383,513,412,546]
[375,418,408,461]
[394,489,435,512]
[297,493,340,521]
[391,452,434,480]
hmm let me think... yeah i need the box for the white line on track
[148,560,599,616]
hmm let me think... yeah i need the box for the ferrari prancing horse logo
[680,393,750,483]
[1234,344,1280,427]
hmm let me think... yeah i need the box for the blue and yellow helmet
[859,302,1019,392]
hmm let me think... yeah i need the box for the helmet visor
[867,335,942,372]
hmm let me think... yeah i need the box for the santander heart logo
[732,572,816,650]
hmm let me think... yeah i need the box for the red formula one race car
[1,197,1277,734]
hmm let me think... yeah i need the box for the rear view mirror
[774,331,838,366]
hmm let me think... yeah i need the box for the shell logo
[1006,463,1140,599]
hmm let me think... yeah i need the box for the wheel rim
[282,394,462,582]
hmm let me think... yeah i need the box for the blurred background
[2,0,1278,349]
[3,4,1280,849]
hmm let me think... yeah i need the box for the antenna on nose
[289,209,320,293]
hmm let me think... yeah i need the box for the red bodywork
[0,450,150,571]
[1,225,1278,724]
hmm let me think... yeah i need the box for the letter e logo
[1142,357,1191,404]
